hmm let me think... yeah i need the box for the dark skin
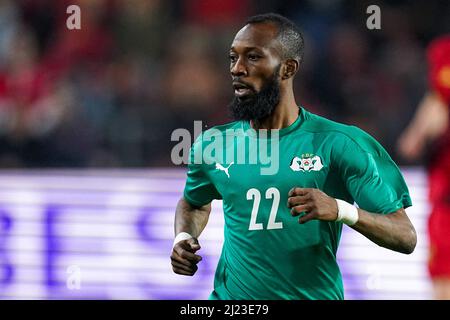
[171,22,417,276]
[287,188,416,255]
[229,23,300,130]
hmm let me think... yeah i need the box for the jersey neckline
[241,106,306,138]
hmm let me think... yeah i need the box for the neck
[251,87,299,130]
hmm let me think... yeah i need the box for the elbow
[401,226,417,255]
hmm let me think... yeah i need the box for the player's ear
[281,59,299,80]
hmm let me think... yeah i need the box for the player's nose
[230,57,248,77]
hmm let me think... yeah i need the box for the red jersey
[425,35,450,277]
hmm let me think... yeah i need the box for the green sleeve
[183,135,221,207]
[335,134,412,214]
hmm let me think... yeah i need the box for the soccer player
[398,35,450,300]
[171,13,417,300]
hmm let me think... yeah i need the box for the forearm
[406,92,448,140]
[350,208,417,254]
[174,197,211,238]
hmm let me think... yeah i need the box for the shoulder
[302,109,387,157]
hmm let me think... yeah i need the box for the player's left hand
[287,188,338,224]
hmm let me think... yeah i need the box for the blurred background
[0,0,449,167]
[0,0,448,299]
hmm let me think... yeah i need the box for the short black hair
[245,13,304,63]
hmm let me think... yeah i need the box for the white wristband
[335,199,359,226]
[173,232,193,247]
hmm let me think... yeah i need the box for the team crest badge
[290,154,324,172]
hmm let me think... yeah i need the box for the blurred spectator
[398,35,450,300]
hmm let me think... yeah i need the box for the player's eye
[248,54,260,61]
[229,54,238,63]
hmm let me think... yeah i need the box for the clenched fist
[287,187,339,224]
[171,237,202,276]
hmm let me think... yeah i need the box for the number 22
[247,187,283,230]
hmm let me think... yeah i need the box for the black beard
[228,68,281,122]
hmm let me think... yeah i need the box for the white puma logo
[215,162,234,178]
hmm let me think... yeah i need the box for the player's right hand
[171,238,202,276]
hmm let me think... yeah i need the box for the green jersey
[183,107,412,300]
